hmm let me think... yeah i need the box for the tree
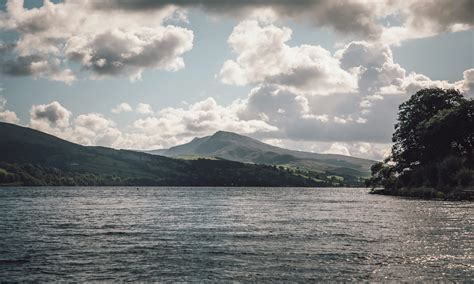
[421,100,474,167]
[367,88,474,195]
[365,159,397,190]
[391,88,466,172]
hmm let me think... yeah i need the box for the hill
[149,131,375,186]
[0,122,319,187]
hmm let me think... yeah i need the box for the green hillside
[0,122,319,187]
[149,131,375,186]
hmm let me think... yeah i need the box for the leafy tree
[368,88,474,197]
[392,88,466,172]
[421,100,474,167]
[365,160,397,189]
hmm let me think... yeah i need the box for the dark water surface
[0,187,472,281]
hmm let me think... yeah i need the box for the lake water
[0,187,472,281]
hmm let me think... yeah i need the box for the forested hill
[0,122,319,187]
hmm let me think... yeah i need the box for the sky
[0,0,473,160]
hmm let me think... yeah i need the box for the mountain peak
[210,130,253,141]
[147,127,374,184]
[212,130,241,137]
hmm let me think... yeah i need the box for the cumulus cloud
[0,95,19,124]
[112,103,133,114]
[323,142,391,160]
[135,103,153,114]
[29,101,123,147]
[72,113,122,147]
[215,21,468,153]
[0,43,76,84]
[217,23,459,146]
[65,26,193,80]
[456,69,474,98]
[336,41,406,95]
[0,110,18,124]
[218,20,357,95]
[30,101,71,129]
[112,102,155,115]
[261,138,391,160]
[0,0,194,83]
[236,84,401,143]
[324,142,351,156]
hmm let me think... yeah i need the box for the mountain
[149,131,376,186]
[0,122,319,187]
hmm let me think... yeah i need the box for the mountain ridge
[0,122,320,187]
[153,130,373,162]
[148,131,375,185]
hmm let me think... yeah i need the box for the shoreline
[369,187,474,201]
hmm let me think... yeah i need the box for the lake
[0,187,472,281]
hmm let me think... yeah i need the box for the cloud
[236,84,401,143]
[381,0,474,44]
[217,22,466,148]
[22,21,465,156]
[261,138,391,160]
[239,85,311,120]
[94,0,383,39]
[323,142,391,160]
[403,1,473,35]
[135,103,153,114]
[112,103,133,114]
[218,20,357,95]
[457,69,474,98]
[336,41,406,95]
[74,113,112,132]
[217,23,445,145]
[29,101,123,147]
[0,96,19,124]
[0,45,76,84]
[134,96,277,149]
[0,0,193,83]
[94,0,473,43]
[30,101,71,128]
[6,4,472,160]
[27,98,277,151]
[112,102,155,115]
[1,0,471,84]
[127,97,277,149]
[0,96,5,110]
[324,142,351,156]
[0,110,19,124]
[65,26,193,80]
[72,113,122,147]
[24,57,471,158]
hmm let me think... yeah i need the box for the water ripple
[0,187,472,281]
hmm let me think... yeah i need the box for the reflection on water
[0,187,472,281]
